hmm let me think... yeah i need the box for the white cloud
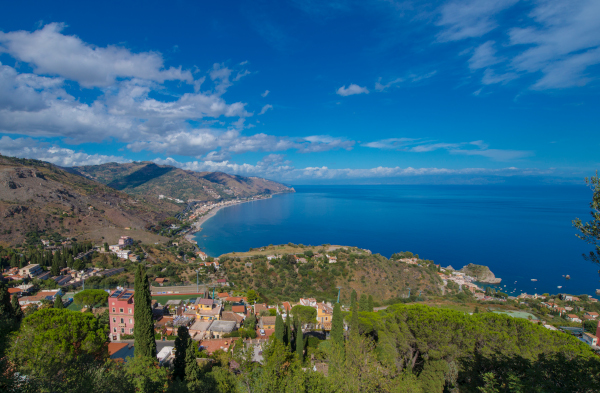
[261,90,270,97]
[336,84,369,96]
[481,68,518,85]
[0,136,130,166]
[468,41,502,70]
[375,77,404,92]
[436,0,518,42]
[0,23,193,88]
[258,104,273,115]
[363,138,532,161]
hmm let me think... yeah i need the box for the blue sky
[0,0,599,184]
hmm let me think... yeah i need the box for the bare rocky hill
[0,156,175,245]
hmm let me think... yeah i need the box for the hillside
[73,162,294,203]
[218,244,443,303]
[0,155,177,246]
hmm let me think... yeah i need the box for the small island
[461,263,502,284]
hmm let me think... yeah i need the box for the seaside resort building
[109,289,135,341]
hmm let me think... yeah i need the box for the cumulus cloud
[0,23,193,88]
[336,84,369,96]
[261,90,270,97]
[0,136,130,166]
[258,104,273,115]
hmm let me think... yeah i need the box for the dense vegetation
[220,245,442,303]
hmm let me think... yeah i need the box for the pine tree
[295,317,304,361]
[351,290,359,336]
[10,254,17,267]
[67,255,74,269]
[173,326,191,381]
[368,295,374,312]
[54,294,64,309]
[275,314,284,343]
[134,265,156,358]
[0,282,13,319]
[19,255,26,268]
[331,303,343,346]
[51,258,60,276]
[11,294,23,321]
[285,312,292,347]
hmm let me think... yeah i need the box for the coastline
[183,194,282,245]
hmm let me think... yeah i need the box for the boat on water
[557,286,562,289]
[565,275,571,280]
[531,279,537,282]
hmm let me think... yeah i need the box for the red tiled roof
[198,338,239,355]
[8,288,21,294]
[108,343,128,356]
[232,305,246,313]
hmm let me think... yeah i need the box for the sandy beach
[183,196,273,245]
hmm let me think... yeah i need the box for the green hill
[74,161,294,203]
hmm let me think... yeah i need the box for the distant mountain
[73,162,294,203]
[0,155,178,246]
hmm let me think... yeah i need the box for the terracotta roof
[568,314,579,318]
[217,279,226,283]
[217,292,229,298]
[8,288,21,294]
[261,316,277,325]
[254,304,268,314]
[221,311,244,324]
[225,296,244,303]
[198,299,214,306]
[232,305,246,313]
[108,342,129,356]
[198,338,239,355]
[281,302,291,312]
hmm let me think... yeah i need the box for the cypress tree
[19,255,26,268]
[134,265,156,358]
[67,255,74,269]
[185,337,202,390]
[173,326,191,381]
[295,317,304,361]
[359,294,368,312]
[331,303,343,346]
[0,282,13,319]
[51,259,60,276]
[54,294,64,309]
[10,254,17,267]
[368,295,374,312]
[11,294,23,321]
[351,290,359,336]
[285,312,292,347]
[275,314,284,343]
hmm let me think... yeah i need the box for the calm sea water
[194,185,600,297]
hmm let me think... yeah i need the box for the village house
[189,320,214,339]
[567,314,582,323]
[196,251,208,261]
[584,311,599,319]
[260,316,277,330]
[231,304,247,315]
[208,320,236,339]
[18,264,51,280]
[221,311,244,328]
[582,332,598,347]
[326,254,337,263]
[19,289,63,306]
[299,298,317,307]
[118,236,134,246]
[116,250,131,259]
[254,303,269,315]
[196,299,222,321]
[316,302,333,328]
[197,338,238,355]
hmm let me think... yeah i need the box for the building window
[130,328,133,334]
[112,318,116,323]
[119,308,124,313]
[113,327,117,332]
[128,308,132,314]
[120,318,124,323]
[121,328,124,333]
[112,308,115,312]
[129,319,132,324]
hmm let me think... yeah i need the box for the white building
[109,244,124,252]
[582,332,598,346]
[116,250,131,259]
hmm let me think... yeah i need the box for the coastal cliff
[461,263,502,284]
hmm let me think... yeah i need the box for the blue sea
[194,185,600,297]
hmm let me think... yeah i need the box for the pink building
[109,289,135,341]
[597,320,600,340]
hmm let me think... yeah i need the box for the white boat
[531,279,537,282]
[557,286,562,289]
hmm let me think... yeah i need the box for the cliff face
[461,263,501,284]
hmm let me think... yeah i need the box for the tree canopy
[573,171,600,267]
[73,289,108,309]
